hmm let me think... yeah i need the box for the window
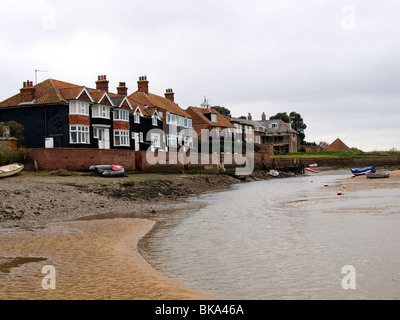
[114,109,129,121]
[187,119,192,128]
[210,114,218,123]
[92,105,110,119]
[139,132,144,143]
[270,123,278,129]
[152,115,158,126]
[134,112,141,124]
[70,101,89,116]
[167,113,177,125]
[167,134,177,147]
[255,136,261,144]
[114,130,130,146]
[70,125,90,144]
[151,133,161,148]
[292,134,296,142]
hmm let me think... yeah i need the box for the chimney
[248,113,252,120]
[261,112,266,122]
[137,75,149,94]
[117,82,128,96]
[164,88,175,102]
[96,75,109,92]
[20,80,36,103]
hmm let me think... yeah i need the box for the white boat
[269,169,279,177]
[0,163,24,178]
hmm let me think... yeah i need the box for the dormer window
[152,115,158,126]
[69,101,89,116]
[92,105,110,119]
[210,114,218,123]
[114,109,129,122]
[134,112,141,124]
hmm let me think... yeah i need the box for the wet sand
[0,218,214,300]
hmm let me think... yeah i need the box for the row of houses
[0,75,299,155]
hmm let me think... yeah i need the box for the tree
[289,112,307,144]
[0,121,25,147]
[211,106,231,117]
[269,112,289,123]
[318,141,329,147]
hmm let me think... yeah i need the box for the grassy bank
[273,150,400,159]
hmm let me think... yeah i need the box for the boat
[350,166,376,176]
[89,164,126,177]
[306,167,318,173]
[0,163,24,178]
[366,172,390,179]
[269,169,279,177]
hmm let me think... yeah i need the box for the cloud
[1,0,399,151]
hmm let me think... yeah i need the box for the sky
[1,0,399,151]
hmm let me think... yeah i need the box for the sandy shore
[0,169,278,300]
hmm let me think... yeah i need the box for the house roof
[259,119,298,135]
[0,79,147,113]
[186,106,234,128]
[329,138,350,151]
[129,91,191,118]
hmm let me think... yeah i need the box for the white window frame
[92,105,110,119]
[134,112,141,124]
[167,134,178,147]
[69,125,90,144]
[187,119,192,128]
[114,109,129,122]
[69,101,89,116]
[114,130,130,147]
[211,114,218,123]
[152,115,158,126]
[151,133,161,148]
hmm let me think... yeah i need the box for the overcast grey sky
[1,0,399,151]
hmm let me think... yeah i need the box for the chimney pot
[96,75,109,92]
[165,88,175,102]
[117,82,128,96]
[20,80,36,102]
[137,76,149,94]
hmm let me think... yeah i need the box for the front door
[97,128,110,150]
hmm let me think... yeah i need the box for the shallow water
[141,173,400,300]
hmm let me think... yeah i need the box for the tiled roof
[0,79,148,113]
[259,119,298,134]
[129,91,191,118]
[187,106,234,128]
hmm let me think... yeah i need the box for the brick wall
[0,137,18,151]
[29,148,136,171]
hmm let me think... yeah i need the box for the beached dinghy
[350,166,376,176]
[366,172,390,179]
[0,163,24,178]
[89,165,125,177]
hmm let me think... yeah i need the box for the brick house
[0,76,166,151]
[128,76,193,151]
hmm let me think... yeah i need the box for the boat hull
[366,172,390,179]
[350,166,376,176]
[90,165,126,177]
[0,163,24,178]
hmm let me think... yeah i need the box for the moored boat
[0,163,24,178]
[350,166,376,176]
[89,164,125,177]
[366,172,390,179]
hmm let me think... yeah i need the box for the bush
[0,147,31,166]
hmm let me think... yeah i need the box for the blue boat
[350,166,376,176]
